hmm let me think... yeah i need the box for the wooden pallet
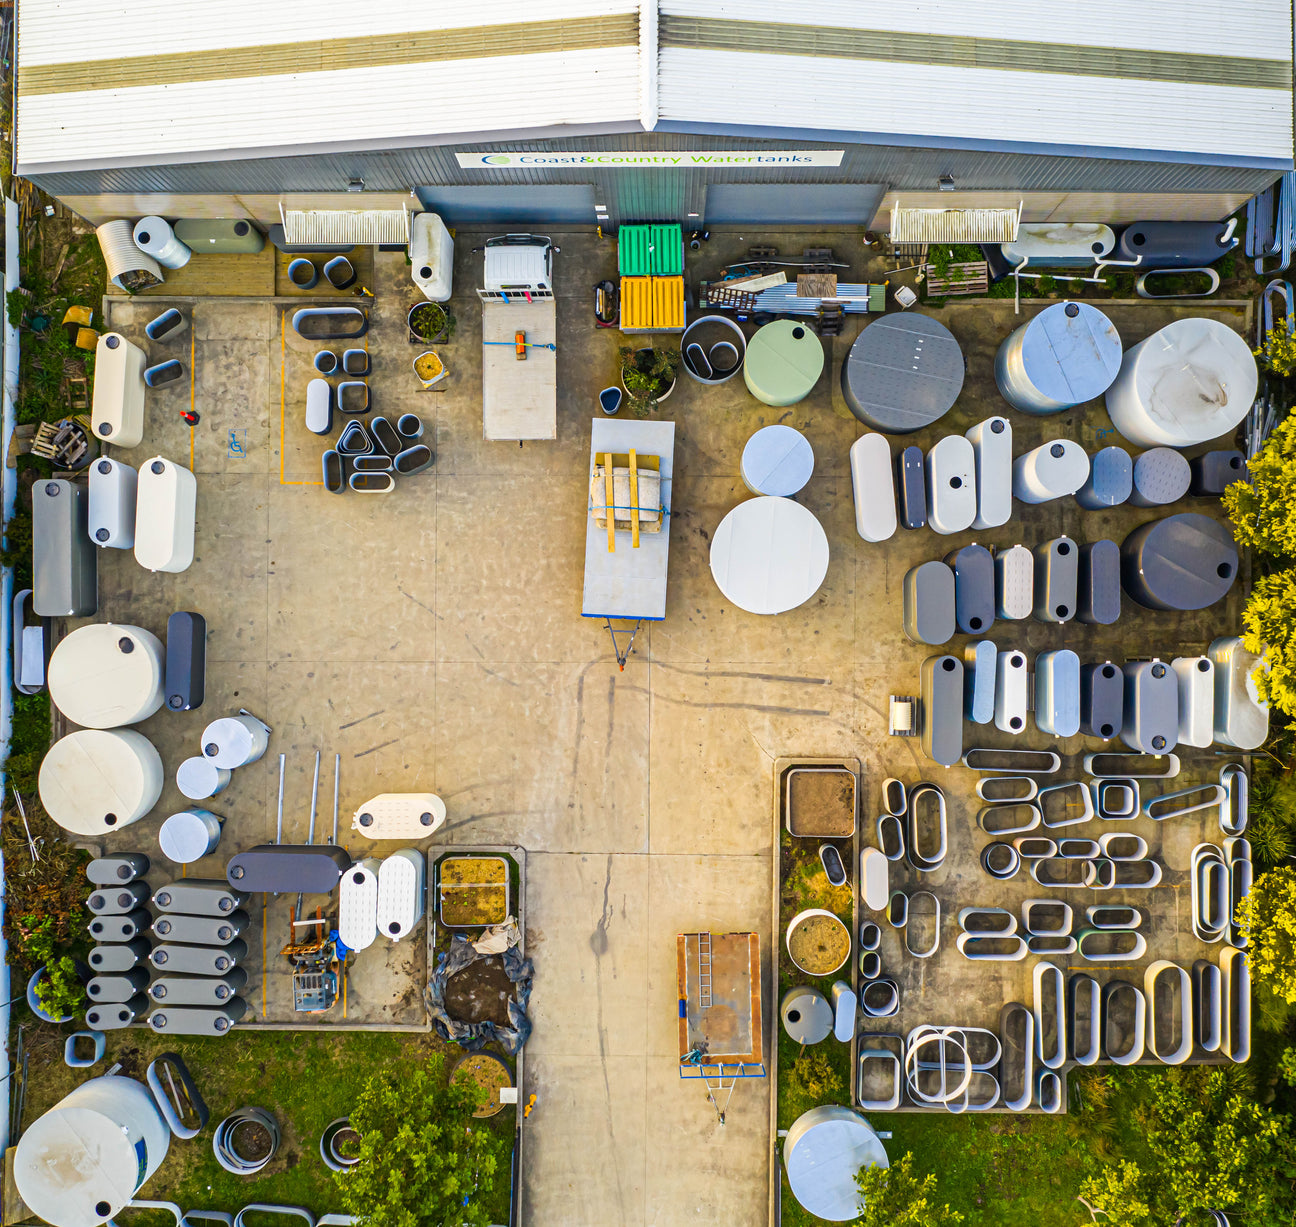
[924,261,990,297]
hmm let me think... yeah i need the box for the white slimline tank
[1105,317,1258,448]
[1013,440,1089,504]
[15,1074,170,1227]
[377,849,426,941]
[339,858,381,951]
[995,301,1122,415]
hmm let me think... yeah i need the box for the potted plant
[23,918,85,1022]
[407,302,454,345]
[620,346,680,417]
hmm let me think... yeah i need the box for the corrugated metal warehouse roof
[14,0,1294,175]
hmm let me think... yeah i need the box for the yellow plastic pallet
[620,275,685,332]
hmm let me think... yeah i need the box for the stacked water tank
[147,878,251,1035]
[84,854,153,1031]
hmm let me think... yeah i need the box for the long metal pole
[276,753,285,844]
[308,750,320,844]
[332,754,340,844]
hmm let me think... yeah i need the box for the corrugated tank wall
[25,132,1280,221]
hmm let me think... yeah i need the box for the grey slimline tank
[152,879,249,916]
[1033,537,1079,624]
[148,1000,247,1035]
[1121,513,1238,611]
[1190,450,1246,496]
[88,909,151,942]
[1081,663,1124,741]
[88,938,151,973]
[87,881,151,915]
[902,561,955,646]
[1077,540,1121,625]
[896,446,927,529]
[86,853,151,885]
[1121,660,1179,754]
[87,968,150,1003]
[226,844,352,894]
[149,940,247,976]
[944,544,995,635]
[149,969,248,1005]
[995,301,1122,415]
[1075,446,1132,510]
[922,655,964,767]
[151,910,249,945]
[33,479,97,617]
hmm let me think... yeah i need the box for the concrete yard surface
[68,227,1257,1225]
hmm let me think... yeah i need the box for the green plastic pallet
[649,225,684,275]
[618,226,652,276]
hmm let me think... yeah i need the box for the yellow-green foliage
[854,1152,964,1227]
[1238,866,1296,1004]
[1223,415,1296,556]
[1240,570,1296,715]
[1078,1160,1151,1224]
[1256,324,1296,377]
[784,1049,843,1115]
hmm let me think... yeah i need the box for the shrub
[1238,866,1296,1004]
[853,1152,963,1227]
[1223,416,1296,557]
[333,1055,507,1227]
[1256,324,1296,378]
[619,346,679,417]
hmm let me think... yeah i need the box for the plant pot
[287,259,318,290]
[413,350,446,389]
[314,350,338,375]
[621,348,676,408]
[785,908,850,977]
[27,967,74,1023]
[408,302,448,344]
[320,1117,362,1173]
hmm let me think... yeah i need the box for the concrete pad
[522,1054,646,1227]
[267,482,436,662]
[435,661,649,852]
[525,852,649,1058]
[646,663,853,855]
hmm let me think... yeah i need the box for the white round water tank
[159,809,224,863]
[47,624,164,728]
[39,729,163,836]
[1013,440,1090,504]
[784,1105,888,1221]
[995,301,1122,415]
[1105,318,1258,448]
[201,714,269,768]
[176,756,231,800]
[15,1074,170,1227]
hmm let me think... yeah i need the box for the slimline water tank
[47,623,165,729]
[1013,440,1089,503]
[1105,318,1258,448]
[995,301,1122,415]
[377,849,426,941]
[339,858,381,952]
[14,1074,170,1227]
[88,457,137,549]
[39,729,163,837]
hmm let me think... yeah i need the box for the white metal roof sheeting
[18,48,642,168]
[657,49,1293,163]
[19,0,637,62]
[659,0,1291,62]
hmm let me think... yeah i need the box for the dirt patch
[787,912,850,975]
[786,767,855,837]
[444,957,515,1027]
[230,1120,275,1163]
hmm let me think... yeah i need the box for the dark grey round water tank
[1121,513,1238,610]
[841,314,964,433]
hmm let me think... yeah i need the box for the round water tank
[176,756,231,800]
[47,624,164,729]
[201,714,269,768]
[39,729,163,836]
[159,809,224,863]
[995,301,1122,414]
[780,986,833,1045]
[1013,440,1090,504]
[15,1075,169,1227]
[784,1105,888,1221]
[1105,318,1258,448]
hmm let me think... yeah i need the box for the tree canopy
[333,1054,507,1227]
[853,1152,963,1227]
[1239,866,1296,1005]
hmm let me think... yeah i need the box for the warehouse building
[14,0,1295,230]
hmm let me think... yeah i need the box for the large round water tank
[47,623,164,729]
[995,301,1122,415]
[784,1105,888,1221]
[39,729,163,836]
[1105,318,1258,447]
[15,1075,169,1227]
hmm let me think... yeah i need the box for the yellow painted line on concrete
[343,971,347,1019]
[189,328,195,471]
[261,901,268,1018]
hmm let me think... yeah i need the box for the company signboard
[455,150,845,169]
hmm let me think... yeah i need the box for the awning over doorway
[279,203,411,246]
[890,200,1022,245]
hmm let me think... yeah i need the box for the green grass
[21,1026,515,1225]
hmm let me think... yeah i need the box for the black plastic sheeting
[425,936,534,1056]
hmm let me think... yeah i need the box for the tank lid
[1020,301,1122,405]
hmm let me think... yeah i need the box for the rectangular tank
[33,479,96,617]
